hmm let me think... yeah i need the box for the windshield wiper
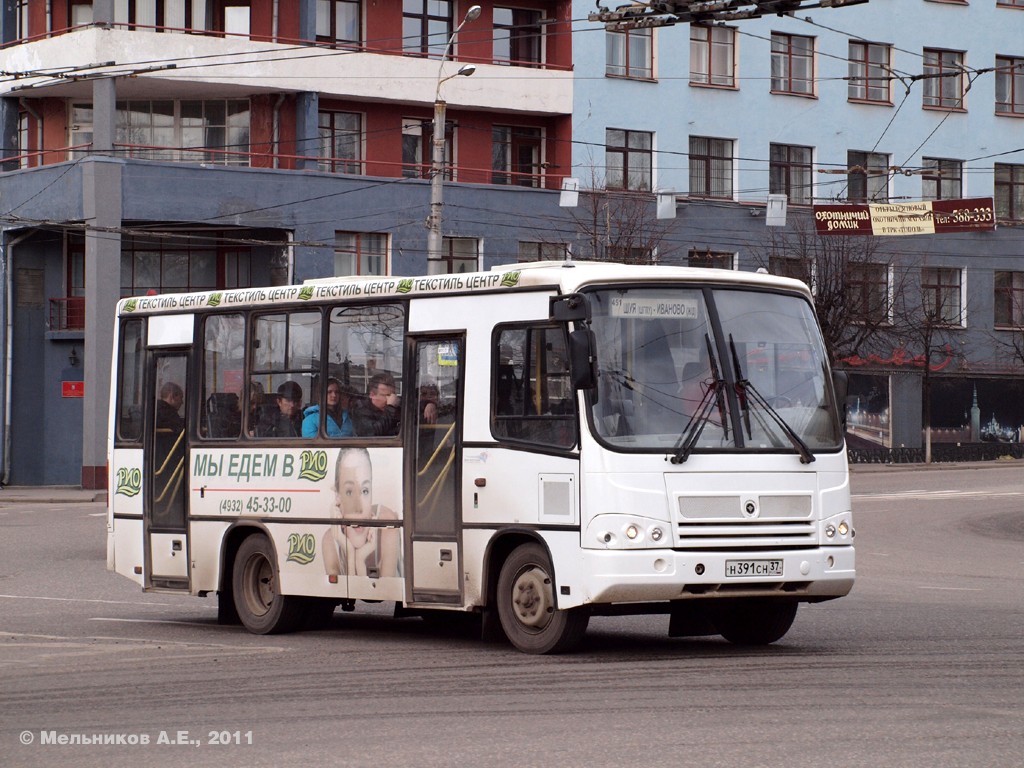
[671,335,729,464]
[729,334,815,464]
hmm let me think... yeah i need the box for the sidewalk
[0,486,106,503]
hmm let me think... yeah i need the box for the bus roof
[116,260,811,316]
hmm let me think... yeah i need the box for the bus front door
[145,352,190,590]
[406,336,464,605]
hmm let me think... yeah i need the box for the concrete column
[0,98,20,172]
[81,157,123,489]
[297,0,317,41]
[295,91,319,171]
[92,77,116,154]
[93,0,114,25]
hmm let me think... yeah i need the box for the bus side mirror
[831,369,849,428]
[569,328,598,393]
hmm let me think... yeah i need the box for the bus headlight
[838,521,850,536]
[825,524,836,538]
[625,524,639,540]
[587,515,671,549]
[650,526,664,542]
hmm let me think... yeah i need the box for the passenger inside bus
[257,380,303,438]
[302,377,354,438]
[351,372,401,437]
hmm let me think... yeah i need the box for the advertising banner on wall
[813,198,995,236]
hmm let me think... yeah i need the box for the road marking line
[0,593,179,606]
[918,586,983,592]
[89,617,214,627]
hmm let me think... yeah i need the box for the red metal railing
[50,297,85,331]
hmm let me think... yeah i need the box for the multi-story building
[571,0,1024,456]
[2,1,1023,485]
[0,1,574,485]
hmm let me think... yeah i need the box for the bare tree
[890,260,970,461]
[566,187,681,264]
[750,217,911,365]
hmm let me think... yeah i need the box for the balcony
[50,297,85,332]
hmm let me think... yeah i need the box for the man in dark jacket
[259,380,303,437]
[352,372,400,437]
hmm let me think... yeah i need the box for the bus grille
[675,494,816,549]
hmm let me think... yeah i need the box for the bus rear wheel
[713,599,798,645]
[232,534,304,635]
[496,543,589,654]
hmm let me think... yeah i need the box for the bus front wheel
[496,543,589,654]
[232,534,304,635]
[713,599,798,645]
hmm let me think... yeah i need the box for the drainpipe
[272,93,285,169]
[2,230,34,486]
[272,0,279,40]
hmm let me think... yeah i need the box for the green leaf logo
[287,533,316,565]
[298,449,329,482]
[298,286,314,301]
[500,271,521,287]
[207,292,222,307]
[115,467,142,497]
[123,299,138,313]
[396,279,414,294]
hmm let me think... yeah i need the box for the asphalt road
[1,463,1022,767]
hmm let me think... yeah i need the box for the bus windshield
[587,285,842,454]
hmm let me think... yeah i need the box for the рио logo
[500,271,521,288]
[207,292,222,307]
[298,286,314,301]
[115,467,142,497]
[396,279,414,294]
[298,450,328,482]
[287,533,316,565]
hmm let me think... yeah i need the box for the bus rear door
[145,343,191,590]
[406,335,464,605]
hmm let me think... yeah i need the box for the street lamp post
[427,5,481,275]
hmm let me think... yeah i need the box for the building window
[70,1,94,26]
[769,255,812,286]
[995,272,1024,328]
[689,136,734,199]
[995,163,1024,221]
[16,0,28,38]
[316,0,361,45]
[848,41,891,103]
[997,0,1024,7]
[771,33,814,95]
[606,128,653,191]
[690,24,735,87]
[112,99,250,165]
[218,1,250,35]
[847,263,890,324]
[607,27,653,79]
[921,267,963,326]
[494,7,542,66]
[402,118,453,180]
[115,1,211,31]
[688,249,734,270]
[769,143,813,205]
[433,237,479,274]
[116,234,252,296]
[518,242,569,262]
[17,111,29,168]
[922,157,963,201]
[492,126,542,187]
[318,111,362,174]
[403,0,451,56]
[847,150,889,203]
[923,48,966,109]
[996,56,1024,115]
[334,232,387,276]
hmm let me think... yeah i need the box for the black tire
[496,543,589,654]
[713,599,798,645]
[232,534,305,635]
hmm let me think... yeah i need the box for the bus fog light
[653,558,667,573]
[825,524,836,538]
[625,525,639,540]
[650,526,664,542]
[838,521,850,536]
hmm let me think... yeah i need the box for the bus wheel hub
[512,567,552,628]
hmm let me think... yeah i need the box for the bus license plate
[725,559,783,577]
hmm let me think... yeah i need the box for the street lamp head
[456,64,476,78]
[465,6,482,23]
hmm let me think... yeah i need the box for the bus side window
[200,313,244,440]
[491,324,577,449]
[116,318,146,444]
